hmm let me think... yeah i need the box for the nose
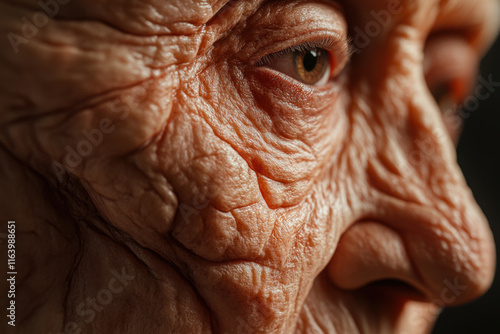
[326,32,496,306]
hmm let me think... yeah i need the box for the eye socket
[255,38,349,87]
[424,33,478,144]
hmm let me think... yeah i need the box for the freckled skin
[0,0,498,333]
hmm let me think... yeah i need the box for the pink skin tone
[0,0,499,333]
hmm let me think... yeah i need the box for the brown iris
[293,48,329,85]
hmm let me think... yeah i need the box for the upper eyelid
[250,31,353,66]
[255,36,354,67]
[222,0,350,65]
[255,38,330,67]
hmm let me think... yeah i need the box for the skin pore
[0,0,499,333]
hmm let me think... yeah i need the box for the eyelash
[255,36,353,67]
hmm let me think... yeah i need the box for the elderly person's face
[1,0,499,333]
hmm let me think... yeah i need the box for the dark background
[432,36,500,333]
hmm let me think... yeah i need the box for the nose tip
[326,195,495,306]
[404,198,496,306]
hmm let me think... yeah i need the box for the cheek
[160,115,263,216]
[155,91,275,261]
[24,73,176,186]
[186,62,350,208]
[36,76,181,248]
[151,61,351,261]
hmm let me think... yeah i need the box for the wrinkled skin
[0,0,499,333]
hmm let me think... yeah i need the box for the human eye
[255,37,350,87]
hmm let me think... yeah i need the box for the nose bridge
[361,34,464,207]
[396,106,495,305]
[362,25,469,208]
[402,86,464,207]
[355,32,496,304]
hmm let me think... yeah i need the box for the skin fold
[0,0,499,333]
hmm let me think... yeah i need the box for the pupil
[303,50,318,72]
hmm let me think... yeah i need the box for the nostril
[326,221,422,292]
[359,279,429,303]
